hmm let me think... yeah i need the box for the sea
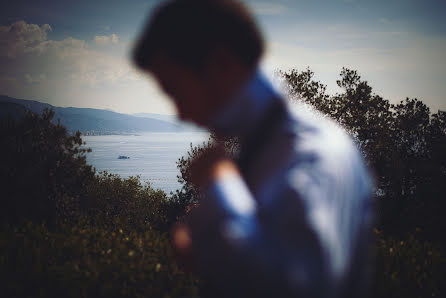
[82,132,209,195]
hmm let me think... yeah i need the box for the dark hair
[133,0,264,72]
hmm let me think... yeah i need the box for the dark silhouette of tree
[281,67,446,243]
[178,67,446,244]
[0,109,94,224]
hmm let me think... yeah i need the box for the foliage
[174,142,210,206]
[85,172,174,231]
[0,109,200,297]
[0,109,94,223]
[281,67,446,242]
[175,67,446,297]
[372,229,445,298]
[0,107,189,230]
[1,66,444,297]
[82,171,192,232]
[0,220,199,298]
[280,67,446,298]
[174,133,240,207]
[178,67,446,242]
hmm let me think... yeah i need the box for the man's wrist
[209,159,240,182]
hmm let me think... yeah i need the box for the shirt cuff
[206,173,257,218]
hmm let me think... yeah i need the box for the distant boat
[118,155,130,159]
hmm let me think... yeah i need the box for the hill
[132,112,203,132]
[0,95,198,134]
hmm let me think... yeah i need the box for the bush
[0,220,200,298]
[84,172,184,232]
[372,229,445,298]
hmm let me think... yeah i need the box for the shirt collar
[207,70,281,138]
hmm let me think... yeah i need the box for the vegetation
[0,109,199,297]
[373,228,444,298]
[0,220,198,298]
[281,68,446,243]
[0,109,94,224]
[176,68,446,297]
[0,67,444,297]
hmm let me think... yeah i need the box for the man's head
[133,0,264,125]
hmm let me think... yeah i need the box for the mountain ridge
[0,95,199,134]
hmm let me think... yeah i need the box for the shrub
[0,220,200,298]
[84,172,183,232]
[372,229,445,298]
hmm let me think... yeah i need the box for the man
[133,0,373,297]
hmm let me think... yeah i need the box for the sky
[1,0,445,115]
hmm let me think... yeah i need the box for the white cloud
[27,37,88,59]
[0,20,52,58]
[0,20,175,114]
[0,21,130,86]
[94,34,119,45]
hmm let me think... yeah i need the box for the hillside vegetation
[0,68,444,297]
[0,109,199,297]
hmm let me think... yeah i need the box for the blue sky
[1,0,445,114]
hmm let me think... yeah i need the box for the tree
[0,109,94,223]
[281,67,446,242]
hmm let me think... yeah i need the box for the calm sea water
[83,132,209,194]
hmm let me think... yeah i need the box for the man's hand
[171,223,195,272]
[173,144,241,272]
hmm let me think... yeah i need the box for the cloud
[24,73,47,84]
[94,34,118,45]
[0,20,181,115]
[0,20,52,58]
[0,20,140,107]
[27,37,88,59]
[249,2,287,16]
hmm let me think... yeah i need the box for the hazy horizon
[1,0,445,115]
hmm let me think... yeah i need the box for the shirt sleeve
[188,173,258,248]
[188,146,372,297]
[188,171,330,297]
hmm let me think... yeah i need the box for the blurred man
[133,0,373,297]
